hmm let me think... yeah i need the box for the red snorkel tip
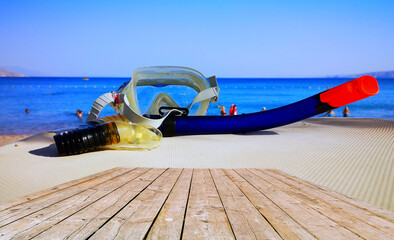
[320,75,379,108]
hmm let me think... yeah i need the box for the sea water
[0,77,392,134]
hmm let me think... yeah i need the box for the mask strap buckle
[159,107,189,117]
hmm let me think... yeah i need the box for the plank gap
[143,169,186,239]
[179,169,193,240]
[209,169,237,239]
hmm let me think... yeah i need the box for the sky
[1,0,393,77]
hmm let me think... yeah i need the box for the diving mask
[86,66,219,128]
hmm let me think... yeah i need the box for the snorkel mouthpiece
[54,122,119,156]
[54,118,162,156]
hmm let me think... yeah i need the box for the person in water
[76,109,83,119]
[342,107,350,117]
[229,104,234,115]
[327,110,335,117]
[25,108,29,114]
[220,106,226,116]
[232,105,238,115]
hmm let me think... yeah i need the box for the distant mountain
[0,66,45,76]
[0,68,26,77]
[329,70,394,79]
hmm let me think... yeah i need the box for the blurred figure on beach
[25,109,29,114]
[229,104,234,115]
[229,105,238,115]
[76,109,83,119]
[342,107,350,117]
[220,106,226,116]
[262,107,266,111]
[327,110,335,117]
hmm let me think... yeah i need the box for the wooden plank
[235,169,362,239]
[0,167,121,212]
[146,169,193,239]
[266,169,394,223]
[89,168,183,239]
[210,169,281,239]
[0,168,133,228]
[249,168,392,239]
[224,169,316,240]
[262,169,394,236]
[28,168,166,240]
[2,168,150,239]
[182,169,235,239]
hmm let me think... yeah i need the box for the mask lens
[136,85,199,115]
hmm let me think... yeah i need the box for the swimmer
[342,107,350,117]
[229,104,235,115]
[220,106,226,116]
[76,109,83,119]
[233,105,238,115]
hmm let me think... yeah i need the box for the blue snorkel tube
[159,76,379,136]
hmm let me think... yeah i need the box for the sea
[0,77,393,135]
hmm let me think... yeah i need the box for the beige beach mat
[0,118,392,211]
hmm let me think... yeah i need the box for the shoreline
[0,135,32,146]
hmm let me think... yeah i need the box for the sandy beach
[0,135,31,146]
[0,118,392,212]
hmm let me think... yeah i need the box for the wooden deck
[0,168,393,239]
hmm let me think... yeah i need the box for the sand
[0,118,392,211]
[0,135,32,146]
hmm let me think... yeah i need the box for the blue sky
[1,0,393,77]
